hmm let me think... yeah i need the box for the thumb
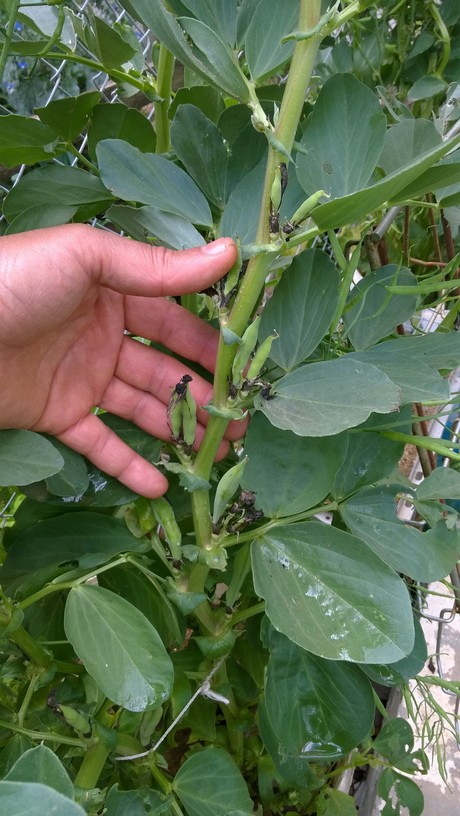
[82,227,238,296]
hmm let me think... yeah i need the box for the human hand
[0,225,240,496]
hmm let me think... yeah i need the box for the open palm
[0,225,239,496]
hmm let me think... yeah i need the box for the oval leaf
[0,511,145,585]
[173,747,253,816]
[0,782,85,816]
[244,0,297,82]
[0,115,60,167]
[64,585,174,711]
[344,265,418,351]
[171,104,227,209]
[260,628,375,773]
[0,430,63,487]
[340,486,460,582]
[296,74,386,199]
[242,412,348,517]
[255,357,400,436]
[416,466,460,501]
[252,521,414,663]
[5,746,73,799]
[97,139,212,226]
[259,249,340,370]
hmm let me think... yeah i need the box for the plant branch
[0,0,20,84]
[0,718,86,748]
[155,44,174,153]
[188,0,323,565]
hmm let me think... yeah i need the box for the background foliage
[1,1,460,814]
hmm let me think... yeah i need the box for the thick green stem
[0,0,20,84]
[188,0,322,586]
[74,737,110,789]
[155,44,175,153]
[185,0,321,604]
[9,626,52,668]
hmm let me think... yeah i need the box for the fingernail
[202,238,231,255]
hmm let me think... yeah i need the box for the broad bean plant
[0,1,460,814]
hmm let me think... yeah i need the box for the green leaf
[0,115,61,167]
[106,204,205,249]
[44,439,89,498]
[18,5,75,42]
[344,266,418,351]
[35,91,100,141]
[416,467,460,500]
[252,521,414,663]
[260,628,374,775]
[296,74,386,199]
[0,782,85,816]
[64,585,174,711]
[173,747,253,816]
[378,119,441,176]
[97,139,212,226]
[177,0,238,46]
[362,330,460,369]
[391,156,460,204]
[105,784,174,816]
[340,486,460,582]
[374,718,414,763]
[333,408,410,500]
[87,14,137,69]
[348,350,450,404]
[0,512,146,585]
[219,157,265,243]
[259,249,340,370]
[242,412,347,517]
[3,165,113,229]
[169,86,225,124]
[4,205,80,235]
[0,430,63,487]
[311,130,460,230]
[244,0,298,83]
[178,18,250,100]
[171,105,227,209]
[378,769,424,816]
[87,103,156,160]
[255,357,400,436]
[5,746,73,799]
[317,788,358,815]
[407,75,446,102]
[120,1,248,99]
[363,614,427,687]
[100,565,184,650]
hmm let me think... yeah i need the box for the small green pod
[246,331,279,381]
[270,164,283,213]
[183,386,197,447]
[169,398,183,439]
[231,315,261,385]
[289,189,329,226]
[151,496,182,560]
[212,456,248,524]
[59,705,92,737]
